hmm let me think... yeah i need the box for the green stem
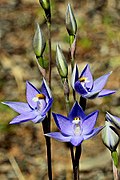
[47,22,52,89]
[111,151,119,180]
[69,35,76,101]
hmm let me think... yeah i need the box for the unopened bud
[39,0,51,23]
[66,4,77,37]
[102,120,119,152]
[56,44,68,78]
[33,23,46,58]
[106,112,120,129]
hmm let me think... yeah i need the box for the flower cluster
[2,63,116,147]
[2,2,119,179]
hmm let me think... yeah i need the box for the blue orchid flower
[2,79,53,124]
[45,102,103,146]
[106,112,120,129]
[71,64,115,99]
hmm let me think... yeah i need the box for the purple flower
[45,102,103,146]
[71,64,115,99]
[106,112,120,129]
[2,79,53,124]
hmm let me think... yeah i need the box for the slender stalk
[35,58,46,78]
[69,35,76,71]
[42,117,52,180]
[44,5,52,179]
[69,35,76,101]
[62,78,70,116]
[69,144,75,177]
[80,96,87,111]
[112,161,119,180]
[74,145,82,180]
[47,21,52,89]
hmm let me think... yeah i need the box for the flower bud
[56,44,68,78]
[102,120,119,152]
[33,23,46,58]
[106,112,120,129]
[39,0,51,23]
[66,4,77,37]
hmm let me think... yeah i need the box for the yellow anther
[36,94,45,99]
[79,77,87,82]
[74,117,80,121]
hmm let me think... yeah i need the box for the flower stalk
[42,116,52,180]
[112,151,119,180]
[66,3,77,72]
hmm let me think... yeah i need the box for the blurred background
[0,0,120,179]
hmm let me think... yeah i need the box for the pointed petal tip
[1,102,5,105]
[9,121,17,125]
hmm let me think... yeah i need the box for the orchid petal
[80,64,93,90]
[74,80,88,95]
[2,102,31,114]
[41,98,53,116]
[52,113,74,135]
[26,81,40,109]
[106,112,120,129]
[71,64,79,89]
[98,89,116,97]
[32,114,46,123]
[68,101,86,121]
[41,78,52,100]
[82,111,99,134]
[70,135,84,146]
[84,127,103,140]
[92,72,112,92]
[9,111,37,124]
[45,132,71,142]
[84,90,100,99]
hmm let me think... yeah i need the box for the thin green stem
[69,35,76,101]
[47,22,52,89]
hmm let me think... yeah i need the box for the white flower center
[72,117,81,136]
[32,94,45,102]
[32,94,46,112]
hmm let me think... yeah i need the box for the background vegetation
[0,0,120,179]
